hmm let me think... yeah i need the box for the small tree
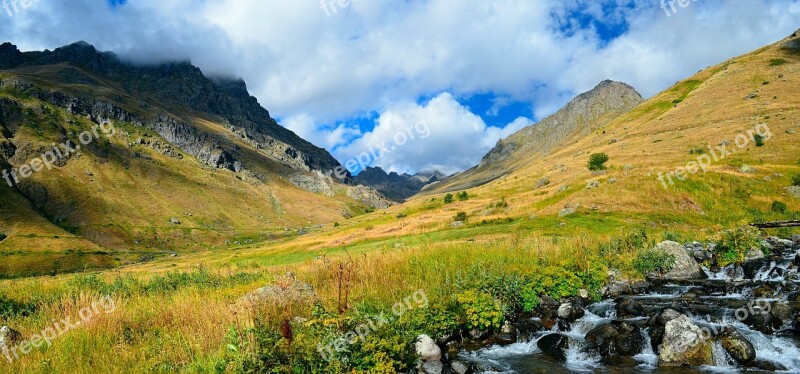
[454,211,468,222]
[588,153,609,171]
[444,193,454,204]
[754,134,766,147]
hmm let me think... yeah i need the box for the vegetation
[453,211,468,222]
[769,58,787,66]
[792,174,800,187]
[754,134,766,147]
[456,191,469,201]
[633,250,676,277]
[588,153,609,171]
[443,193,454,204]
[714,226,764,266]
[772,201,788,214]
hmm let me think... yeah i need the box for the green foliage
[792,174,800,187]
[454,290,504,331]
[0,233,5,241]
[771,201,788,214]
[396,212,407,219]
[633,250,676,277]
[492,198,509,209]
[453,211,468,222]
[67,268,263,297]
[0,293,36,320]
[456,191,469,201]
[443,193,454,204]
[769,58,787,66]
[715,226,764,266]
[588,153,609,171]
[334,222,340,227]
[754,134,765,147]
[689,147,705,155]
[663,231,684,243]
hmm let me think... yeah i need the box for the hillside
[0,42,390,278]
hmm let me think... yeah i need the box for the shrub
[443,193,454,204]
[633,250,676,277]
[588,153,609,171]
[453,211,468,222]
[454,290,504,331]
[456,191,469,201]
[0,233,5,241]
[493,198,509,209]
[792,174,800,187]
[754,134,765,147]
[396,212,407,219]
[769,58,787,66]
[771,201,788,214]
[715,226,764,266]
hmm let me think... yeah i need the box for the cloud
[1,0,799,173]
[334,93,532,175]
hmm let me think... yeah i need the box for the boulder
[586,180,601,190]
[558,205,577,217]
[658,315,714,367]
[415,335,442,362]
[536,177,551,188]
[536,333,570,362]
[616,298,646,318]
[585,324,620,357]
[0,326,22,349]
[614,323,644,357]
[420,361,443,374]
[242,272,316,306]
[450,361,472,374]
[557,301,585,322]
[719,327,756,365]
[650,241,706,280]
[786,186,800,199]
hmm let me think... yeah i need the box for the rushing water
[458,239,800,373]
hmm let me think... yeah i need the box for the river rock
[616,298,646,318]
[658,315,714,367]
[719,327,756,364]
[416,335,442,362]
[420,361,443,374]
[650,241,706,280]
[743,306,774,334]
[537,333,570,362]
[614,322,644,356]
[450,361,472,374]
[557,301,585,322]
[586,324,620,357]
[770,302,794,326]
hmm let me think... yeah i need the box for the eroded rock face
[289,172,335,197]
[649,241,706,280]
[346,185,394,209]
[658,315,714,367]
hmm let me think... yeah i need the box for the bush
[396,212,407,219]
[493,198,509,209]
[633,250,676,277]
[453,211,468,222]
[754,134,765,147]
[792,174,800,187]
[443,193,454,204]
[769,58,787,66]
[0,233,5,241]
[771,201,788,214]
[456,191,469,201]
[588,153,609,171]
[454,290,504,331]
[715,226,764,266]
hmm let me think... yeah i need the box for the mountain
[424,80,644,193]
[352,166,444,201]
[0,42,391,277]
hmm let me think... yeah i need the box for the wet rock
[585,323,620,357]
[491,322,517,345]
[450,361,472,374]
[748,359,788,371]
[770,302,794,326]
[743,306,774,334]
[751,284,776,298]
[658,315,714,367]
[614,323,644,356]
[557,301,585,322]
[602,355,638,368]
[616,298,646,318]
[650,241,706,280]
[416,335,442,362]
[467,329,489,341]
[536,333,570,362]
[719,327,756,365]
[420,361,443,374]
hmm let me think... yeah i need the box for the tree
[754,134,766,147]
[457,191,469,201]
[444,193,454,204]
[588,153,609,171]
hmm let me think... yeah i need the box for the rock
[614,323,644,357]
[420,360,443,374]
[415,335,442,362]
[0,326,22,349]
[450,221,464,228]
[602,355,638,368]
[536,177,551,188]
[467,329,489,341]
[751,284,775,298]
[290,172,336,197]
[586,180,600,189]
[346,184,394,209]
[658,315,714,367]
[557,185,569,193]
[739,165,756,174]
[450,361,471,374]
[586,324,620,357]
[748,359,788,371]
[242,272,316,306]
[787,128,798,134]
[557,301,585,322]
[170,217,181,225]
[536,333,570,362]
[786,186,800,199]
[607,178,617,184]
[719,327,756,364]
[770,302,793,327]
[616,298,646,318]
[743,306,774,334]
[623,164,634,171]
[558,204,577,217]
[650,241,706,280]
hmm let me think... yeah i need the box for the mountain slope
[352,167,443,201]
[424,80,643,193]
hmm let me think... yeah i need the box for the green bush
[588,153,609,171]
[396,212,407,219]
[454,290,504,331]
[769,58,787,66]
[633,250,676,277]
[792,174,800,187]
[457,191,469,201]
[493,198,509,209]
[443,193,454,204]
[453,211,468,222]
[0,233,6,241]
[771,201,788,214]
[715,226,764,266]
[754,134,765,147]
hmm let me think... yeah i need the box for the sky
[1,0,799,175]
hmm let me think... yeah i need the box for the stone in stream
[743,306,774,335]
[415,335,442,362]
[770,302,794,326]
[750,284,776,298]
[658,315,714,367]
[649,241,706,280]
[557,301,585,322]
[536,333,570,362]
[585,323,620,357]
[613,322,645,357]
[719,327,757,365]
[616,298,646,318]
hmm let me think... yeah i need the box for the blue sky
[2,0,800,175]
